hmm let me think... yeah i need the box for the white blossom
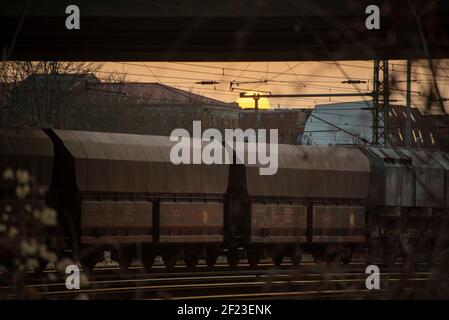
[38,186,48,195]
[80,273,89,286]
[16,185,30,199]
[26,258,40,271]
[40,207,57,226]
[38,245,57,263]
[56,258,74,273]
[3,168,14,180]
[16,169,30,184]
[8,227,19,238]
[33,209,41,220]
[20,239,39,256]
[47,273,58,282]
[75,293,89,300]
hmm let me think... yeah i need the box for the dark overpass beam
[1,0,449,61]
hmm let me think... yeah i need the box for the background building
[2,74,448,150]
[238,109,310,144]
[301,100,448,150]
[302,101,373,146]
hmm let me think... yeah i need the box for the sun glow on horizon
[236,91,271,110]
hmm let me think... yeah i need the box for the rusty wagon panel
[112,133,148,193]
[245,144,370,200]
[133,134,169,193]
[242,144,370,245]
[250,204,307,243]
[312,206,365,243]
[397,148,445,208]
[54,130,152,193]
[0,128,53,192]
[53,130,106,192]
[53,130,230,247]
[81,200,153,244]
[364,147,415,207]
[164,138,229,195]
[432,152,449,208]
[93,132,128,193]
[54,130,230,195]
[159,201,224,243]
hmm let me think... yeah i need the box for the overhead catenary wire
[309,113,371,144]
[94,61,449,110]
[120,62,373,91]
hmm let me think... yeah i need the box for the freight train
[1,128,448,271]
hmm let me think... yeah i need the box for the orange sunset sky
[102,60,449,112]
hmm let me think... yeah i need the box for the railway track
[0,256,436,300]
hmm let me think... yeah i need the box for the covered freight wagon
[227,143,371,266]
[47,129,229,270]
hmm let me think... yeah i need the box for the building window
[418,130,423,143]
[391,108,397,116]
[412,130,417,143]
[430,132,436,145]
[397,129,403,141]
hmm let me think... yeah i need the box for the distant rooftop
[89,82,237,108]
[17,73,237,108]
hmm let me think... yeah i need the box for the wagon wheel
[142,252,156,271]
[382,250,398,267]
[80,255,98,272]
[226,250,239,269]
[423,240,436,266]
[290,249,303,266]
[118,251,134,273]
[30,258,49,274]
[365,242,382,265]
[163,253,178,271]
[247,250,261,268]
[80,247,102,273]
[338,248,353,265]
[382,242,400,267]
[312,252,326,265]
[205,249,218,267]
[184,253,199,269]
[324,253,336,265]
[272,255,284,266]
